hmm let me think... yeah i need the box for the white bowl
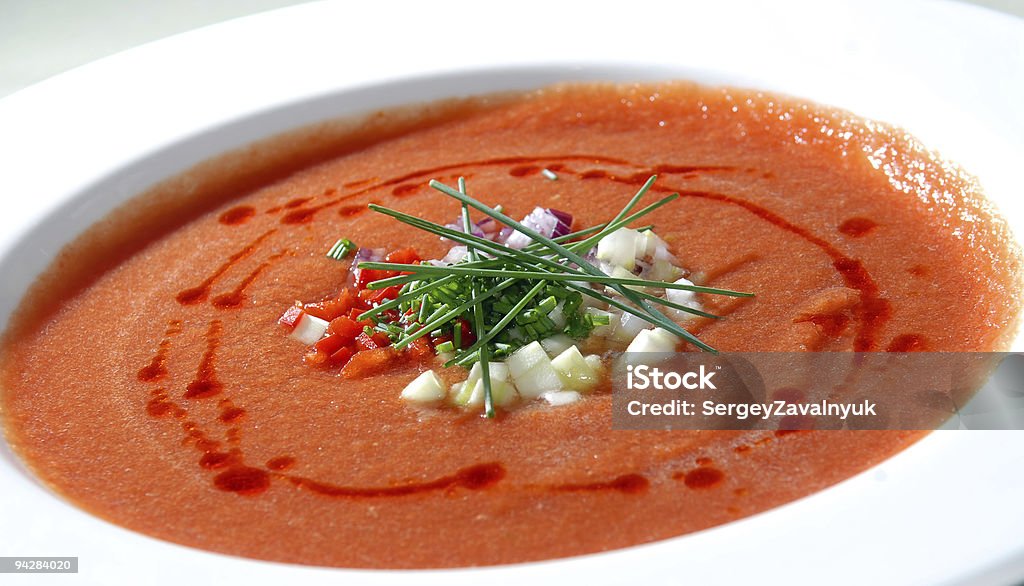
[1,1,1022,585]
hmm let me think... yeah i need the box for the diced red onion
[504,207,573,249]
[547,208,573,238]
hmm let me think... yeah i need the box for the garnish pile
[279,176,751,417]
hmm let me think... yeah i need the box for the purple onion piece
[547,208,573,238]
[350,247,385,280]
[497,226,514,245]
[505,207,568,249]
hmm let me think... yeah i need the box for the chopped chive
[541,168,558,181]
[326,238,357,260]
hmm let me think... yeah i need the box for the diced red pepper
[314,333,347,357]
[359,285,403,304]
[328,345,355,367]
[354,332,379,352]
[407,337,432,360]
[303,348,328,366]
[385,247,421,265]
[340,347,399,379]
[455,318,476,348]
[371,332,391,348]
[278,305,305,330]
[304,288,361,321]
[354,268,395,290]
[327,316,362,342]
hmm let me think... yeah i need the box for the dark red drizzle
[509,165,540,177]
[200,452,233,470]
[678,467,725,489]
[218,398,246,424]
[184,320,224,399]
[137,320,182,382]
[176,230,275,304]
[391,184,422,197]
[211,250,287,309]
[838,217,878,237]
[280,208,318,224]
[338,204,368,217]
[284,197,312,209]
[146,389,173,417]
[555,473,649,494]
[285,462,505,499]
[214,466,271,496]
[218,206,256,226]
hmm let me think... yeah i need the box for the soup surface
[1,83,1021,568]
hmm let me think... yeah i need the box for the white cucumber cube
[401,370,448,403]
[551,346,600,392]
[612,311,650,343]
[596,228,641,270]
[290,313,329,345]
[507,341,550,379]
[512,361,563,399]
[540,390,582,406]
[625,327,680,354]
[540,334,574,357]
[667,278,702,320]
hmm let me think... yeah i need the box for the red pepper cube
[341,347,399,379]
[354,332,379,352]
[327,316,362,343]
[385,247,421,265]
[328,345,355,367]
[407,337,432,359]
[303,348,328,366]
[456,318,477,348]
[278,305,305,330]
[355,268,396,290]
[370,332,391,348]
[304,288,359,321]
[314,333,347,356]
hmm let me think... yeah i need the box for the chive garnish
[541,168,558,181]
[350,176,753,407]
[326,238,357,260]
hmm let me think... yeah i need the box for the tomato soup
[1,82,1021,568]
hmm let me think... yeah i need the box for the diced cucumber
[612,311,649,343]
[666,277,702,320]
[551,346,600,392]
[540,390,582,406]
[400,370,448,403]
[625,327,679,354]
[540,334,574,357]
[647,258,684,282]
[455,377,518,408]
[451,362,517,408]
[507,341,551,379]
[596,228,641,270]
[290,313,329,345]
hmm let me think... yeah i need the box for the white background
[0,0,1022,98]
